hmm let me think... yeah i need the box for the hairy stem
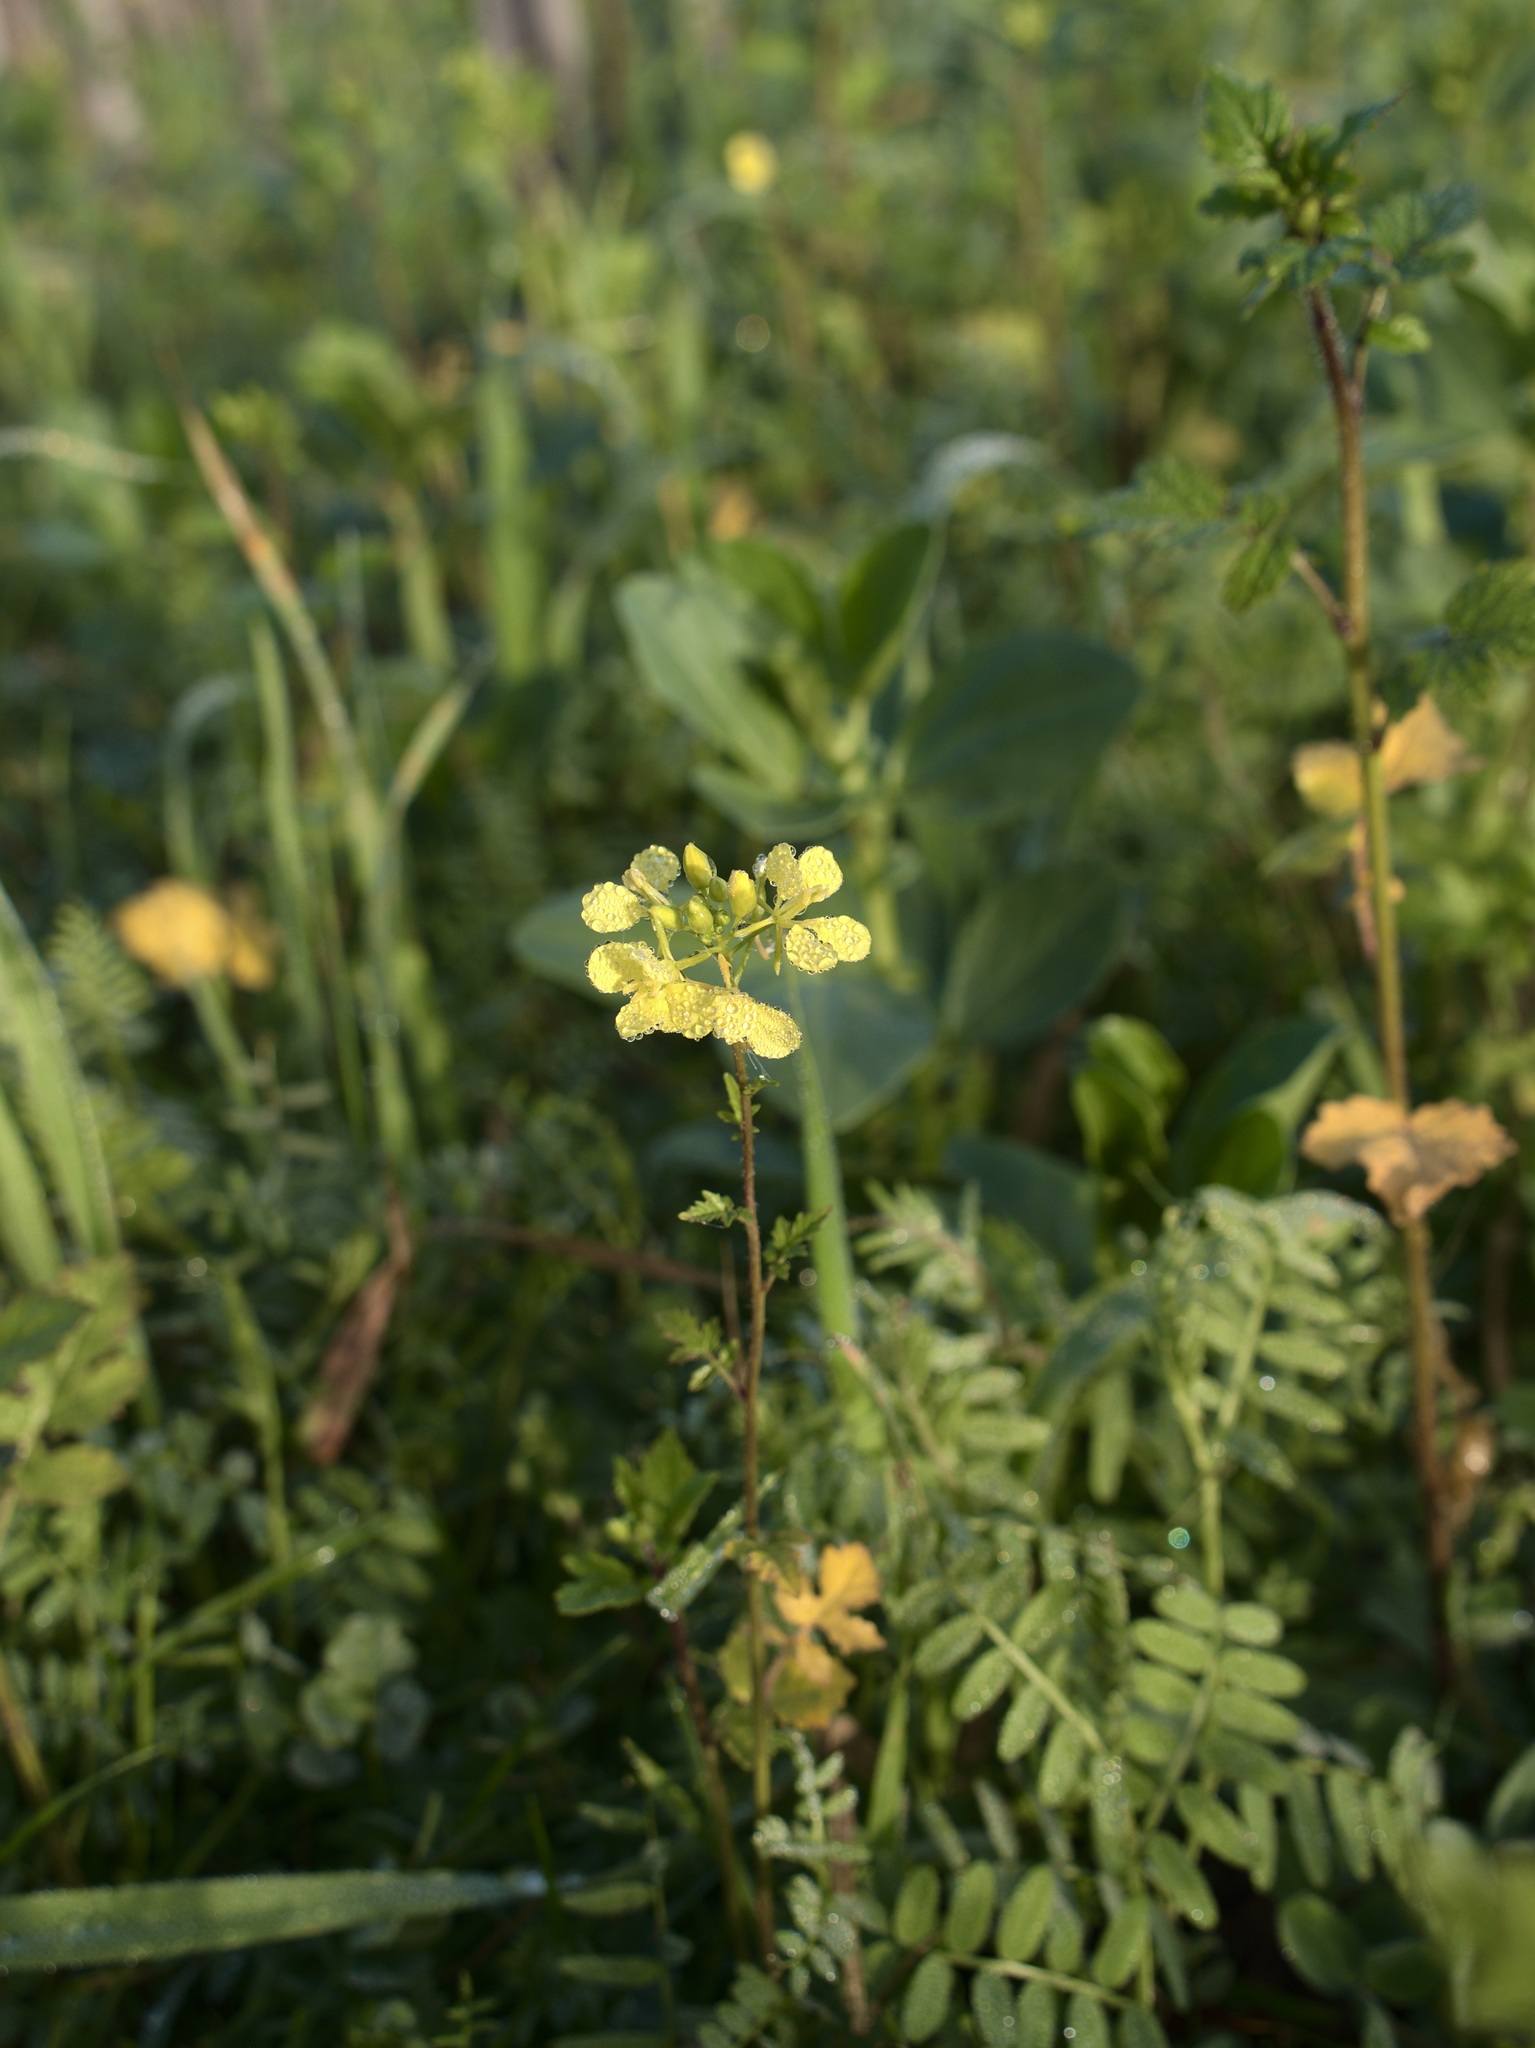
[1309,286,1454,1690]
[733,1043,774,1959]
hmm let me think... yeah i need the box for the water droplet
[1168,1526,1191,1550]
[1259,1374,1276,1391]
[186,1256,208,1279]
[315,1546,337,1566]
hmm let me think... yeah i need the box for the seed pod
[682,843,715,892]
[727,868,757,920]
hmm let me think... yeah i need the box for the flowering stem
[1308,285,1454,1692]
[732,1041,774,1960]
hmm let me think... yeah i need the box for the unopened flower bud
[650,904,681,930]
[727,869,757,920]
[682,843,715,892]
[707,877,727,904]
[685,897,715,938]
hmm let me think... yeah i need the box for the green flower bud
[685,897,715,939]
[707,877,728,904]
[682,843,715,892]
[727,868,758,920]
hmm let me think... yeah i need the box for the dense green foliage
[2,4,1535,2043]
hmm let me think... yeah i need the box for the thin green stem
[1308,285,1454,1691]
[959,1952,1131,2009]
[732,1042,774,1961]
[966,1609,1106,1754]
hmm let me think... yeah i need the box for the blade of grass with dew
[0,1867,543,1971]
[181,402,419,1169]
[0,879,119,1259]
[477,351,543,683]
[251,620,328,1071]
[0,1080,61,1285]
[384,482,454,676]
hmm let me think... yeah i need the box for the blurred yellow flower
[113,879,276,991]
[724,131,779,197]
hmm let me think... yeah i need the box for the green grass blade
[0,879,118,1257]
[478,355,543,683]
[251,621,328,1067]
[0,1867,540,1970]
[0,1078,61,1285]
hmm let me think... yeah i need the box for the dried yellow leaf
[1292,741,1362,819]
[1292,695,1473,820]
[1379,694,1473,793]
[772,1540,885,1655]
[1302,1095,1516,1225]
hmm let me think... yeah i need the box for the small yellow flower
[581,838,869,1059]
[113,879,275,991]
[724,130,779,198]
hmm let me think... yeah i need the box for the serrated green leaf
[1202,73,1291,179]
[17,1443,129,1505]
[1223,525,1292,612]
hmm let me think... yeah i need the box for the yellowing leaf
[1378,694,1473,792]
[1292,742,1362,819]
[772,1634,857,1729]
[772,1541,886,1655]
[1302,1095,1516,1224]
[1292,695,1473,820]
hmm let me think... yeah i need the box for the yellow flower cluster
[113,879,276,990]
[723,130,778,197]
[580,840,870,1058]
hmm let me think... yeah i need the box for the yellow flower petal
[762,844,802,897]
[797,847,843,902]
[655,982,726,1040]
[785,916,870,973]
[113,880,235,987]
[626,846,680,893]
[587,941,678,994]
[724,130,778,197]
[581,881,646,932]
[733,994,802,1059]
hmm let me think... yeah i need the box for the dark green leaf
[901,1954,954,2042]
[1278,1892,1365,1995]
[942,869,1126,1052]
